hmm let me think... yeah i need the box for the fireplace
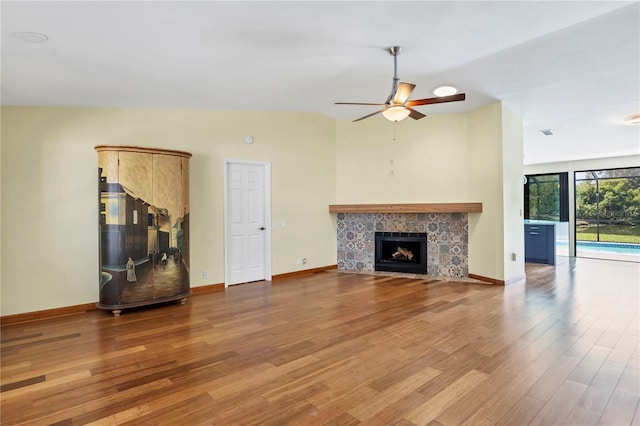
[336,212,469,277]
[375,232,428,274]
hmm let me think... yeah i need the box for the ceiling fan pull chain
[393,121,397,141]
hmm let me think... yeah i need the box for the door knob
[259,226,265,231]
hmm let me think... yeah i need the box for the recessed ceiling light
[623,113,640,125]
[433,86,458,97]
[539,129,554,136]
[13,32,49,43]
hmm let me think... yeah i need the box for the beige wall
[466,102,524,282]
[467,102,505,280]
[336,114,471,203]
[1,107,337,315]
[2,102,527,316]
[501,104,525,282]
[336,101,524,282]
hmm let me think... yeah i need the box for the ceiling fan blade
[335,102,387,106]
[406,93,466,107]
[408,108,426,120]
[392,82,416,105]
[353,108,386,122]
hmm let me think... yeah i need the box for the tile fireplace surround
[336,212,469,277]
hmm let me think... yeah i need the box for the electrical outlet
[296,258,301,265]
[203,270,208,278]
[511,252,517,261]
[302,258,307,264]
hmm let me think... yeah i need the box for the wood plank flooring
[2,257,639,425]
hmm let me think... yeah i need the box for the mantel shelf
[329,203,483,214]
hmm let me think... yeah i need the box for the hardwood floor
[2,257,639,425]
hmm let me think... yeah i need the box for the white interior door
[225,160,271,286]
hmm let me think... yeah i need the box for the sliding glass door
[574,167,640,261]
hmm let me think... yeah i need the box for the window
[575,167,640,243]
[524,172,569,222]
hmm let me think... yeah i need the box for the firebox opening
[375,232,428,274]
[379,241,420,263]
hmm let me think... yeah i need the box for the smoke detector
[13,32,49,43]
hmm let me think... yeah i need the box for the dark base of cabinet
[525,257,556,265]
[97,291,191,316]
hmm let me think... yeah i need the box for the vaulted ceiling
[2,1,639,165]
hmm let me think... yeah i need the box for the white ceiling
[2,1,639,165]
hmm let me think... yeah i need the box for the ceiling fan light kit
[335,46,466,123]
[382,106,411,122]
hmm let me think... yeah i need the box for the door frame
[223,159,272,287]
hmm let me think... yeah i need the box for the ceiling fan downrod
[386,46,402,104]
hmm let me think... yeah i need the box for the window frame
[524,172,569,222]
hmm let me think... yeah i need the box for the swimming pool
[577,241,640,255]
[557,240,640,256]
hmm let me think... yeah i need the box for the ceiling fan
[335,46,466,122]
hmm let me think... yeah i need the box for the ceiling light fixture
[433,85,458,97]
[623,113,640,125]
[382,106,411,122]
[13,32,49,43]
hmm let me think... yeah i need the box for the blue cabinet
[525,223,556,265]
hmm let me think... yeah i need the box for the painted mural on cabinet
[96,146,191,315]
